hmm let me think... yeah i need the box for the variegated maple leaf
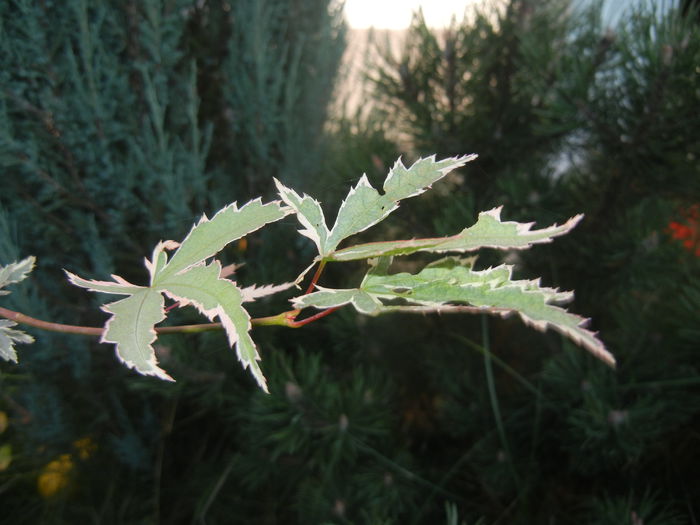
[276,155,477,258]
[0,256,36,363]
[294,256,614,367]
[67,199,291,390]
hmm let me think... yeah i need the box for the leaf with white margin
[0,256,37,361]
[293,257,614,367]
[145,240,180,283]
[157,198,290,280]
[67,198,289,388]
[383,154,477,202]
[156,261,267,391]
[325,155,476,255]
[239,281,295,303]
[329,207,583,262]
[0,256,36,296]
[292,286,383,315]
[0,319,34,363]
[65,271,145,296]
[274,179,330,255]
[101,289,170,379]
[65,271,172,379]
[277,155,476,257]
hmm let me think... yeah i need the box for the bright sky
[344,0,480,29]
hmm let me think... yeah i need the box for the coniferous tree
[364,0,700,522]
[0,0,345,522]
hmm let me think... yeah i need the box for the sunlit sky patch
[343,0,655,30]
[343,0,480,29]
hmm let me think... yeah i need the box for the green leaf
[293,286,383,315]
[293,257,614,367]
[67,198,292,389]
[157,261,268,391]
[278,155,476,257]
[66,270,172,379]
[274,179,330,255]
[145,240,179,284]
[101,289,170,380]
[239,281,295,303]
[65,272,146,296]
[0,319,35,363]
[0,257,37,362]
[157,198,289,281]
[0,256,36,296]
[329,207,583,261]
[383,155,476,201]
[326,155,475,254]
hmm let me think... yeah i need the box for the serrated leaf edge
[158,198,290,279]
[329,207,583,261]
[0,320,35,363]
[240,281,295,302]
[0,256,36,289]
[383,154,477,199]
[100,291,172,381]
[274,179,330,254]
[65,271,145,295]
[157,261,268,391]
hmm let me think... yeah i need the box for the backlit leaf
[279,155,476,257]
[326,155,476,254]
[65,272,145,295]
[157,198,289,280]
[274,179,330,255]
[329,207,583,261]
[67,198,291,388]
[157,261,267,391]
[239,281,295,303]
[101,289,170,380]
[294,256,614,367]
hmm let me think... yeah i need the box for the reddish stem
[303,260,327,295]
[286,306,341,328]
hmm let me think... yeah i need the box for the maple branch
[0,259,341,339]
[0,304,342,338]
[241,260,340,330]
[0,306,103,336]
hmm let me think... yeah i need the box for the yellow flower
[73,436,96,460]
[37,453,74,498]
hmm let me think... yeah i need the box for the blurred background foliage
[0,0,699,523]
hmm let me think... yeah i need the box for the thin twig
[286,306,340,328]
[0,304,340,338]
[304,260,327,295]
[0,306,103,336]
[0,260,345,338]
[0,306,230,336]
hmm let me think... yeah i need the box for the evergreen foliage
[1,0,347,522]
[365,0,700,522]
